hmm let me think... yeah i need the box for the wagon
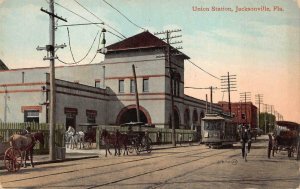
[269,121,300,159]
[120,122,153,154]
[0,140,22,172]
[78,123,98,148]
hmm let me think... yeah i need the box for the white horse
[65,126,75,148]
[65,126,85,149]
[71,131,85,149]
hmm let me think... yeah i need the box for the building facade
[0,31,222,130]
[218,101,258,128]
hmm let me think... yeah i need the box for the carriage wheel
[85,139,92,149]
[135,144,141,155]
[127,141,135,154]
[4,147,22,172]
[288,146,295,158]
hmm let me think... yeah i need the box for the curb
[0,155,99,170]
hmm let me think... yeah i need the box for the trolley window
[204,121,222,130]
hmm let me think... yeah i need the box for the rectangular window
[24,110,39,123]
[143,78,149,92]
[87,115,96,123]
[119,80,124,93]
[130,79,135,93]
[95,80,101,88]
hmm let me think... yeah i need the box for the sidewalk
[0,142,198,170]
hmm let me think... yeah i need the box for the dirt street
[0,136,299,189]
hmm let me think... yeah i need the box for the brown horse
[9,132,44,168]
[100,129,128,157]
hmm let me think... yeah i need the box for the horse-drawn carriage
[120,122,153,155]
[100,122,153,156]
[0,132,44,172]
[79,123,97,148]
[269,121,300,159]
[0,140,22,172]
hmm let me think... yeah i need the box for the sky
[0,0,299,123]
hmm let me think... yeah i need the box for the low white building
[0,31,221,130]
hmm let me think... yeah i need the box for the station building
[0,31,222,131]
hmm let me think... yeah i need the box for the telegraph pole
[264,104,268,134]
[37,0,67,161]
[154,29,182,147]
[184,86,218,114]
[239,92,251,126]
[255,94,263,129]
[221,72,237,116]
[4,86,7,123]
[132,64,140,123]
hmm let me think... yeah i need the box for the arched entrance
[192,109,198,130]
[116,105,152,125]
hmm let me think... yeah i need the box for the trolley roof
[120,122,155,128]
[202,114,225,120]
[276,121,299,130]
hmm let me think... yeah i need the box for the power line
[73,0,126,39]
[58,31,103,65]
[67,27,99,64]
[102,0,146,31]
[187,59,220,80]
[54,1,124,40]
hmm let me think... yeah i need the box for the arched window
[172,72,181,97]
[184,109,190,129]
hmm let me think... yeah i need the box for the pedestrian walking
[268,133,273,158]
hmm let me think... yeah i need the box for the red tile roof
[107,31,167,51]
[106,31,189,59]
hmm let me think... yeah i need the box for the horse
[71,131,85,149]
[9,132,44,168]
[100,129,129,157]
[65,126,85,149]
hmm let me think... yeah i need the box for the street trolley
[0,140,22,172]
[270,121,300,159]
[201,114,238,148]
[120,122,153,155]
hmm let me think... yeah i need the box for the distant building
[0,31,222,130]
[0,59,9,70]
[218,101,258,128]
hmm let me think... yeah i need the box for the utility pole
[239,92,251,126]
[205,94,208,114]
[132,64,140,124]
[221,73,237,116]
[264,104,268,134]
[4,86,7,123]
[37,0,67,161]
[154,29,182,147]
[270,105,274,131]
[255,94,263,129]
